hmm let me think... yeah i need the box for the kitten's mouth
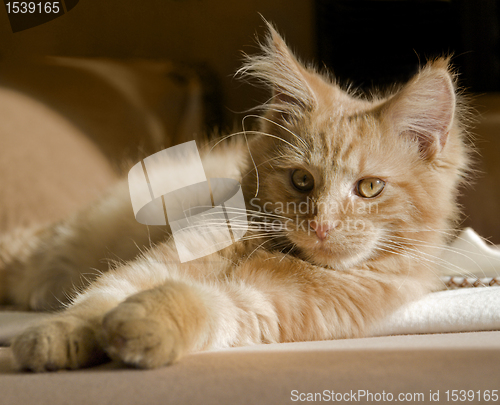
[288,231,380,269]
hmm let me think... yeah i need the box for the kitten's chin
[304,247,374,270]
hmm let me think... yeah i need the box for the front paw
[11,316,106,372]
[100,302,182,369]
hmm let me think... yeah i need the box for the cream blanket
[374,228,500,335]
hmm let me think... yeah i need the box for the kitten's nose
[310,221,332,241]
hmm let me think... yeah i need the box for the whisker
[387,234,496,278]
[378,238,478,280]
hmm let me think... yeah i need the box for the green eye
[291,169,314,192]
[357,178,385,198]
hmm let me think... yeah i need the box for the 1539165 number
[445,390,499,402]
[5,2,60,13]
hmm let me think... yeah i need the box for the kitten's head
[239,22,470,270]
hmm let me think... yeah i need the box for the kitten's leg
[0,179,167,310]
[228,250,441,341]
[11,241,197,371]
[100,249,440,368]
[99,280,209,369]
[10,256,155,371]
[100,254,439,368]
[12,276,211,371]
[12,243,439,371]
[10,241,263,371]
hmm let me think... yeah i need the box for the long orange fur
[0,22,470,371]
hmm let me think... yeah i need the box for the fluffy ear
[238,20,317,118]
[382,59,456,159]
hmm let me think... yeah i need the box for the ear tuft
[237,18,317,117]
[383,58,456,159]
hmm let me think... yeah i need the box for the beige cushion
[0,86,117,232]
[0,331,499,404]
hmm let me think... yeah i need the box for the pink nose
[310,221,332,241]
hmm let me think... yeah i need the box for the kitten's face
[246,108,443,270]
[241,24,468,270]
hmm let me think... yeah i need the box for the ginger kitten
[1,22,469,371]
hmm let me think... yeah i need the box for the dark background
[2,1,499,118]
[316,0,500,94]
